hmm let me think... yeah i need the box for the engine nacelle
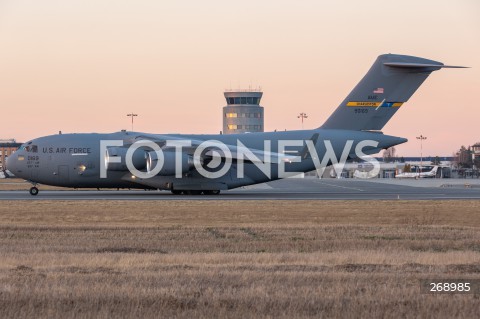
[105,147,146,171]
[146,151,197,176]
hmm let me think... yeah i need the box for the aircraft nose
[5,153,20,176]
[5,154,15,171]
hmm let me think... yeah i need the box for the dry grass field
[0,199,479,318]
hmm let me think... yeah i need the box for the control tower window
[226,96,261,105]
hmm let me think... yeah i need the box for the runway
[1,178,480,200]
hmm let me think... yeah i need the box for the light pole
[127,113,138,131]
[297,112,308,129]
[416,134,427,176]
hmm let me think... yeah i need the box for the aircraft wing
[202,142,298,164]
[124,134,299,164]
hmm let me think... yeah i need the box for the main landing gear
[170,190,221,196]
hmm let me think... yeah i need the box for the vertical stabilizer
[321,54,464,131]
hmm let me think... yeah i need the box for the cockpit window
[19,141,32,151]
[24,145,38,153]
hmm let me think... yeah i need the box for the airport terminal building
[223,90,264,134]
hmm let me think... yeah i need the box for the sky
[0,0,479,157]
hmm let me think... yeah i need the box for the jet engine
[146,151,198,176]
[105,147,146,171]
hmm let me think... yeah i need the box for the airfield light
[416,135,427,176]
[297,112,308,129]
[127,113,138,131]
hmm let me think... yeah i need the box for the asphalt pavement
[1,178,480,200]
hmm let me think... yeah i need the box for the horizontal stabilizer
[384,62,468,69]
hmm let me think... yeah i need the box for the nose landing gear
[29,186,39,196]
[28,182,39,196]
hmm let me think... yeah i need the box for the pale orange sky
[1,0,479,156]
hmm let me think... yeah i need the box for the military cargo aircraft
[6,54,465,195]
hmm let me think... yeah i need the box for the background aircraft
[395,165,440,179]
[6,54,465,195]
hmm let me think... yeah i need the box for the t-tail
[321,54,467,131]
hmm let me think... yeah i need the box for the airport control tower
[223,89,264,134]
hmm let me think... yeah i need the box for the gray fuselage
[6,129,406,191]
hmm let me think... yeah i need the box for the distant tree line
[455,144,480,169]
[382,147,405,163]
[454,143,480,178]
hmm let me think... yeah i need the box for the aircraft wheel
[171,190,182,195]
[29,187,39,196]
[204,190,221,195]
